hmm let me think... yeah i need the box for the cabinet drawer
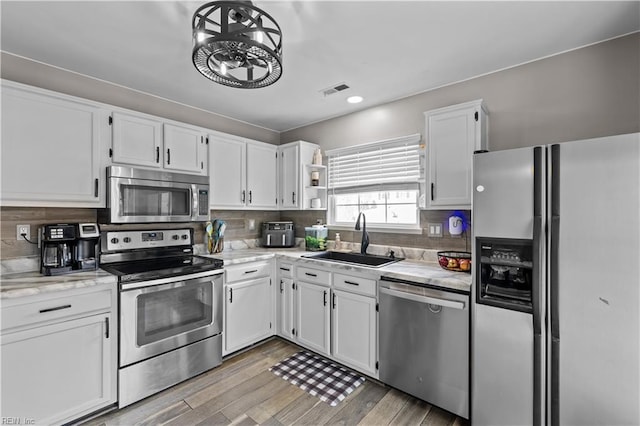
[226,261,272,283]
[296,266,330,286]
[1,288,111,331]
[334,273,377,297]
[277,261,293,278]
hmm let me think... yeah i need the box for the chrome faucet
[355,212,369,254]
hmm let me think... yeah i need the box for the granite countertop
[204,248,472,293]
[0,270,118,300]
[0,247,470,300]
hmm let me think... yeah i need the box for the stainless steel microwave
[99,166,209,223]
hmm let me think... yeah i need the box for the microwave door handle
[282,234,286,246]
[267,234,271,245]
[191,184,198,220]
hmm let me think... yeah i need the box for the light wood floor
[84,338,469,426]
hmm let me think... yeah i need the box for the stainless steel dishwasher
[379,276,470,419]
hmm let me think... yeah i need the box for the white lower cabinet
[0,284,117,425]
[296,280,331,356]
[276,261,296,341]
[331,289,377,376]
[223,261,274,356]
[284,261,379,378]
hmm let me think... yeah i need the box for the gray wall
[0,52,280,145]
[281,33,640,151]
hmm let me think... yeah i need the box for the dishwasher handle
[380,286,466,310]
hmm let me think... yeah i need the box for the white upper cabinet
[209,134,247,208]
[111,111,163,168]
[209,132,277,210]
[1,80,104,207]
[246,142,278,209]
[278,140,326,210]
[425,99,488,209]
[110,111,207,175]
[279,143,299,209]
[163,123,207,174]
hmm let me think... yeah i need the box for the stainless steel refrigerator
[471,133,639,426]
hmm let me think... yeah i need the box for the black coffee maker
[40,223,100,275]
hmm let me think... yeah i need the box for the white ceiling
[1,1,638,132]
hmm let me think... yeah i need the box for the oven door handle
[380,287,466,310]
[120,269,224,291]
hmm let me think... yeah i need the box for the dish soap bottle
[334,233,341,251]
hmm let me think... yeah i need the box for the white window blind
[327,134,421,189]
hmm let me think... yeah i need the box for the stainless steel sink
[303,251,404,267]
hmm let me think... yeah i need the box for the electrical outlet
[17,224,31,241]
[248,219,255,231]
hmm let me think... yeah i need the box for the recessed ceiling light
[347,96,363,104]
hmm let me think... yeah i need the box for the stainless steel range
[100,228,224,408]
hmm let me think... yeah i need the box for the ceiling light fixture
[192,1,283,89]
[347,96,363,104]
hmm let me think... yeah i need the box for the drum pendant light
[192,1,283,89]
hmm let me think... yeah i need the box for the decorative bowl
[437,251,472,273]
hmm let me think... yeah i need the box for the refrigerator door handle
[550,143,561,426]
[532,146,544,426]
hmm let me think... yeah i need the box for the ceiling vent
[320,82,350,97]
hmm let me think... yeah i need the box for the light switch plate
[427,223,442,237]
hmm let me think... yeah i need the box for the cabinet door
[279,144,299,209]
[1,313,114,425]
[278,277,296,340]
[112,111,162,168]
[296,281,330,356]
[426,101,485,209]
[1,83,102,206]
[209,135,247,208]
[246,142,278,209]
[332,289,377,376]
[164,123,206,174]
[225,277,273,354]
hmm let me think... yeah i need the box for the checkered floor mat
[269,350,365,406]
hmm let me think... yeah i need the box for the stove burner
[101,255,224,284]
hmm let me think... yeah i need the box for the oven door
[120,270,223,367]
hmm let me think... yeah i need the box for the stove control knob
[181,234,189,240]
[110,237,119,244]
[172,235,180,240]
[123,237,131,243]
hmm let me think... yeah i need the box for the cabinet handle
[242,190,246,203]
[249,190,253,204]
[292,192,296,204]
[244,269,258,274]
[280,280,284,293]
[279,267,290,272]
[323,290,327,306]
[332,293,336,309]
[229,288,233,303]
[105,317,110,339]
[156,146,160,163]
[431,183,435,201]
[39,304,71,314]
[305,272,317,277]
[344,280,360,286]
[167,148,171,165]
[94,178,99,198]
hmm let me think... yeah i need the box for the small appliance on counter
[40,223,100,275]
[305,225,328,251]
[262,221,295,248]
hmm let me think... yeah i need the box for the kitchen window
[327,134,423,231]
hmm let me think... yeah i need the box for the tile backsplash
[1,207,470,260]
